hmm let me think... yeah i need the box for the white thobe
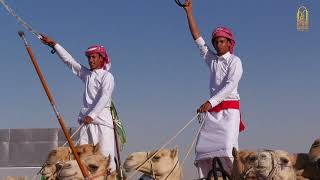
[194,37,243,160]
[54,44,116,170]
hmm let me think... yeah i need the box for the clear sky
[0,0,319,178]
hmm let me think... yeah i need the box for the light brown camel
[232,148,296,180]
[40,146,72,180]
[294,138,320,180]
[273,150,297,180]
[40,144,101,179]
[40,163,59,180]
[46,146,72,165]
[123,147,182,180]
[76,143,102,158]
[57,154,111,180]
[254,150,296,180]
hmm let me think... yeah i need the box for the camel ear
[311,139,320,148]
[93,143,101,154]
[232,147,238,158]
[171,146,179,158]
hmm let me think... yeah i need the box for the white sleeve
[54,44,89,81]
[88,73,115,120]
[208,57,243,107]
[194,37,217,65]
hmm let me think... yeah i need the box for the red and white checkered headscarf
[212,27,236,54]
[85,45,109,63]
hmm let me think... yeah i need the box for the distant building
[0,128,77,178]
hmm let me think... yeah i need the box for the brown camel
[294,138,320,180]
[232,147,258,180]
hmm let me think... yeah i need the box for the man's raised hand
[40,34,56,48]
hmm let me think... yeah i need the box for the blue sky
[1,0,319,178]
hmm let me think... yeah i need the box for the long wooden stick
[18,31,90,179]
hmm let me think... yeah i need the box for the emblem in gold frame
[297,6,309,31]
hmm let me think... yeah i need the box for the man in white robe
[41,35,116,170]
[182,0,245,178]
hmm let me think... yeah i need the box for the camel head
[300,138,320,179]
[124,147,181,179]
[42,144,100,179]
[291,139,320,180]
[46,146,71,165]
[76,143,101,158]
[273,150,296,180]
[40,163,61,180]
[253,150,296,180]
[57,154,111,180]
[309,138,320,169]
[232,147,257,180]
[56,160,84,180]
[41,146,72,179]
[254,150,276,179]
[84,154,111,178]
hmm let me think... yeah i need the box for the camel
[57,154,111,180]
[46,146,72,165]
[308,138,320,166]
[232,148,258,180]
[294,138,320,180]
[254,150,296,180]
[76,143,102,158]
[123,147,182,180]
[273,150,297,180]
[40,144,101,179]
[40,146,72,179]
[254,150,274,179]
[40,163,60,180]
[232,148,296,180]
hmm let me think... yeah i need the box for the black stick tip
[18,31,25,37]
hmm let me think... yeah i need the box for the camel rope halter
[255,150,279,180]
